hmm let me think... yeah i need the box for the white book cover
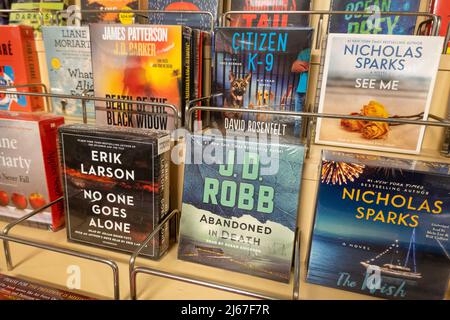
[315,34,443,154]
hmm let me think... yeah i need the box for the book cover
[431,0,450,37]
[0,0,10,25]
[0,25,44,112]
[148,0,220,31]
[307,150,450,300]
[329,0,420,34]
[228,0,310,27]
[315,34,443,154]
[80,0,138,23]
[59,124,171,257]
[9,0,65,38]
[0,274,94,300]
[178,134,305,282]
[42,26,95,122]
[212,27,313,141]
[90,24,191,131]
[0,111,65,230]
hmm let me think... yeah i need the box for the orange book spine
[20,26,44,111]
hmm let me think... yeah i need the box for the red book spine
[20,26,44,111]
[39,117,65,230]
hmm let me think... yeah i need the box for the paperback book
[227,0,310,27]
[212,27,313,141]
[90,24,192,131]
[80,0,138,23]
[315,34,443,154]
[0,25,44,112]
[148,0,221,31]
[0,274,94,300]
[9,0,65,37]
[0,111,65,230]
[59,124,171,257]
[329,0,421,35]
[42,26,95,122]
[178,134,305,282]
[307,150,450,300]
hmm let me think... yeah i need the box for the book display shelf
[0,0,449,301]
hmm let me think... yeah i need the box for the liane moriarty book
[148,0,221,31]
[307,150,450,300]
[227,0,310,27]
[90,24,192,131]
[329,0,420,34]
[59,124,171,257]
[212,27,313,141]
[315,34,443,154]
[178,134,305,282]
[42,26,95,123]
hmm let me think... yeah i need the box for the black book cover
[59,124,171,258]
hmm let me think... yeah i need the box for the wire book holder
[53,9,215,33]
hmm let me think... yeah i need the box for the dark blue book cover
[307,150,450,299]
[329,0,421,34]
[148,0,220,31]
[178,134,305,282]
[212,27,313,141]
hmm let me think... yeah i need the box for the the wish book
[178,134,305,282]
[0,111,65,230]
[0,25,44,112]
[90,24,192,131]
[59,124,171,258]
[307,150,450,300]
[329,0,420,34]
[42,26,95,123]
[148,0,221,31]
[227,0,310,27]
[315,34,443,154]
[212,27,313,141]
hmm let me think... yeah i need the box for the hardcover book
[80,0,138,23]
[0,274,94,300]
[227,0,310,27]
[0,0,10,25]
[430,0,450,37]
[148,0,221,31]
[0,111,65,230]
[0,25,44,112]
[178,134,305,282]
[329,0,420,35]
[307,150,450,300]
[59,124,171,257]
[42,26,95,123]
[212,27,313,141]
[9,0,65,37]
[315,34,443,154]
[90,24,192,131]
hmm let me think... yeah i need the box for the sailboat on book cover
[360,229,422,280]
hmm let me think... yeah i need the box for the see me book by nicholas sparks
[178,134,305,282]
[307,150,450,300]
[315,33,443,154]
[212,27,313,142]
